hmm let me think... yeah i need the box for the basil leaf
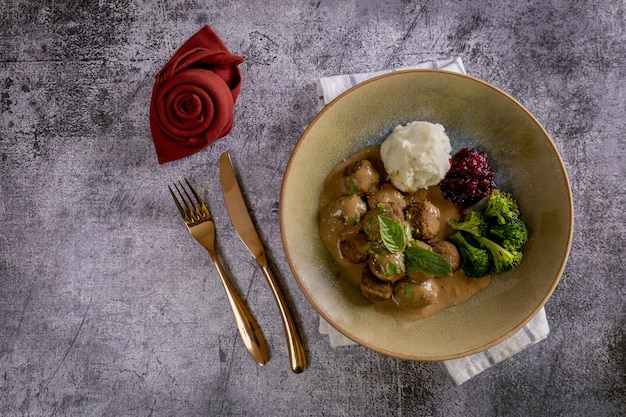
[403,223,414,244]
[378,216,406,253]
[404,246,453,276]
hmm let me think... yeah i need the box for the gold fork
[169,179,269,366]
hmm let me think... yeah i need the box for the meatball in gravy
[318,146,491,322]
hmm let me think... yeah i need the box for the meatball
[367,183,407,210]
[329,195,367,226]
[406,200,440,242]
[338,232,371,264]
[432,240,461,272]
[362,202,405,242]
[360,267,393,302]
[393,278,439,307]
[405,189,428,205]
[368,250,406,283]
[342,159,380,196]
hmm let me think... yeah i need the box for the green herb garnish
[349,213,361,227]
[378,215,452,277]
[404,246,453,277]
[402,285,414,299]
[378,216,406,253]
[385,262,401,276]
[348,181,358,198]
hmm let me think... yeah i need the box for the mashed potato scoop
[380,121,452,192]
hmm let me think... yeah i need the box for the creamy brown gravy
[319,146,490,323]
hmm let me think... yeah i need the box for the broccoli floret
[448,232,491,278]
[474,235,523,273]
[449,210,488,237]
[488,217,528,250]
[484,189,520,225]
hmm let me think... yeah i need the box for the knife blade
[219,151,307,373]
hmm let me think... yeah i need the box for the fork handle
[208,250,269,367]
[257,254,307,373]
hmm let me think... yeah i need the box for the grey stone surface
[0,0,624,416]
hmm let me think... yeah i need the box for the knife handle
[258,254,307,373]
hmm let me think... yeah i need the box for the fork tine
[185,178,211,218]
[178,181,198,213]
[172,181,197,222]
[171,180,211,223]
[177,180,198,218]
[169,185,189,222]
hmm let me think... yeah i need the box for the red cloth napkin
[149,25,244,164]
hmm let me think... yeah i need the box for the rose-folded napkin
[150,25,243,164]
[315,57,550,385]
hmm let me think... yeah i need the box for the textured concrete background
[0,0,624,416]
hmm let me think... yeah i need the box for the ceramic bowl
[280,70,573,360]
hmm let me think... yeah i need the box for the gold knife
[219,152,307,373]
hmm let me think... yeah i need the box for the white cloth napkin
[315,57,550,385]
